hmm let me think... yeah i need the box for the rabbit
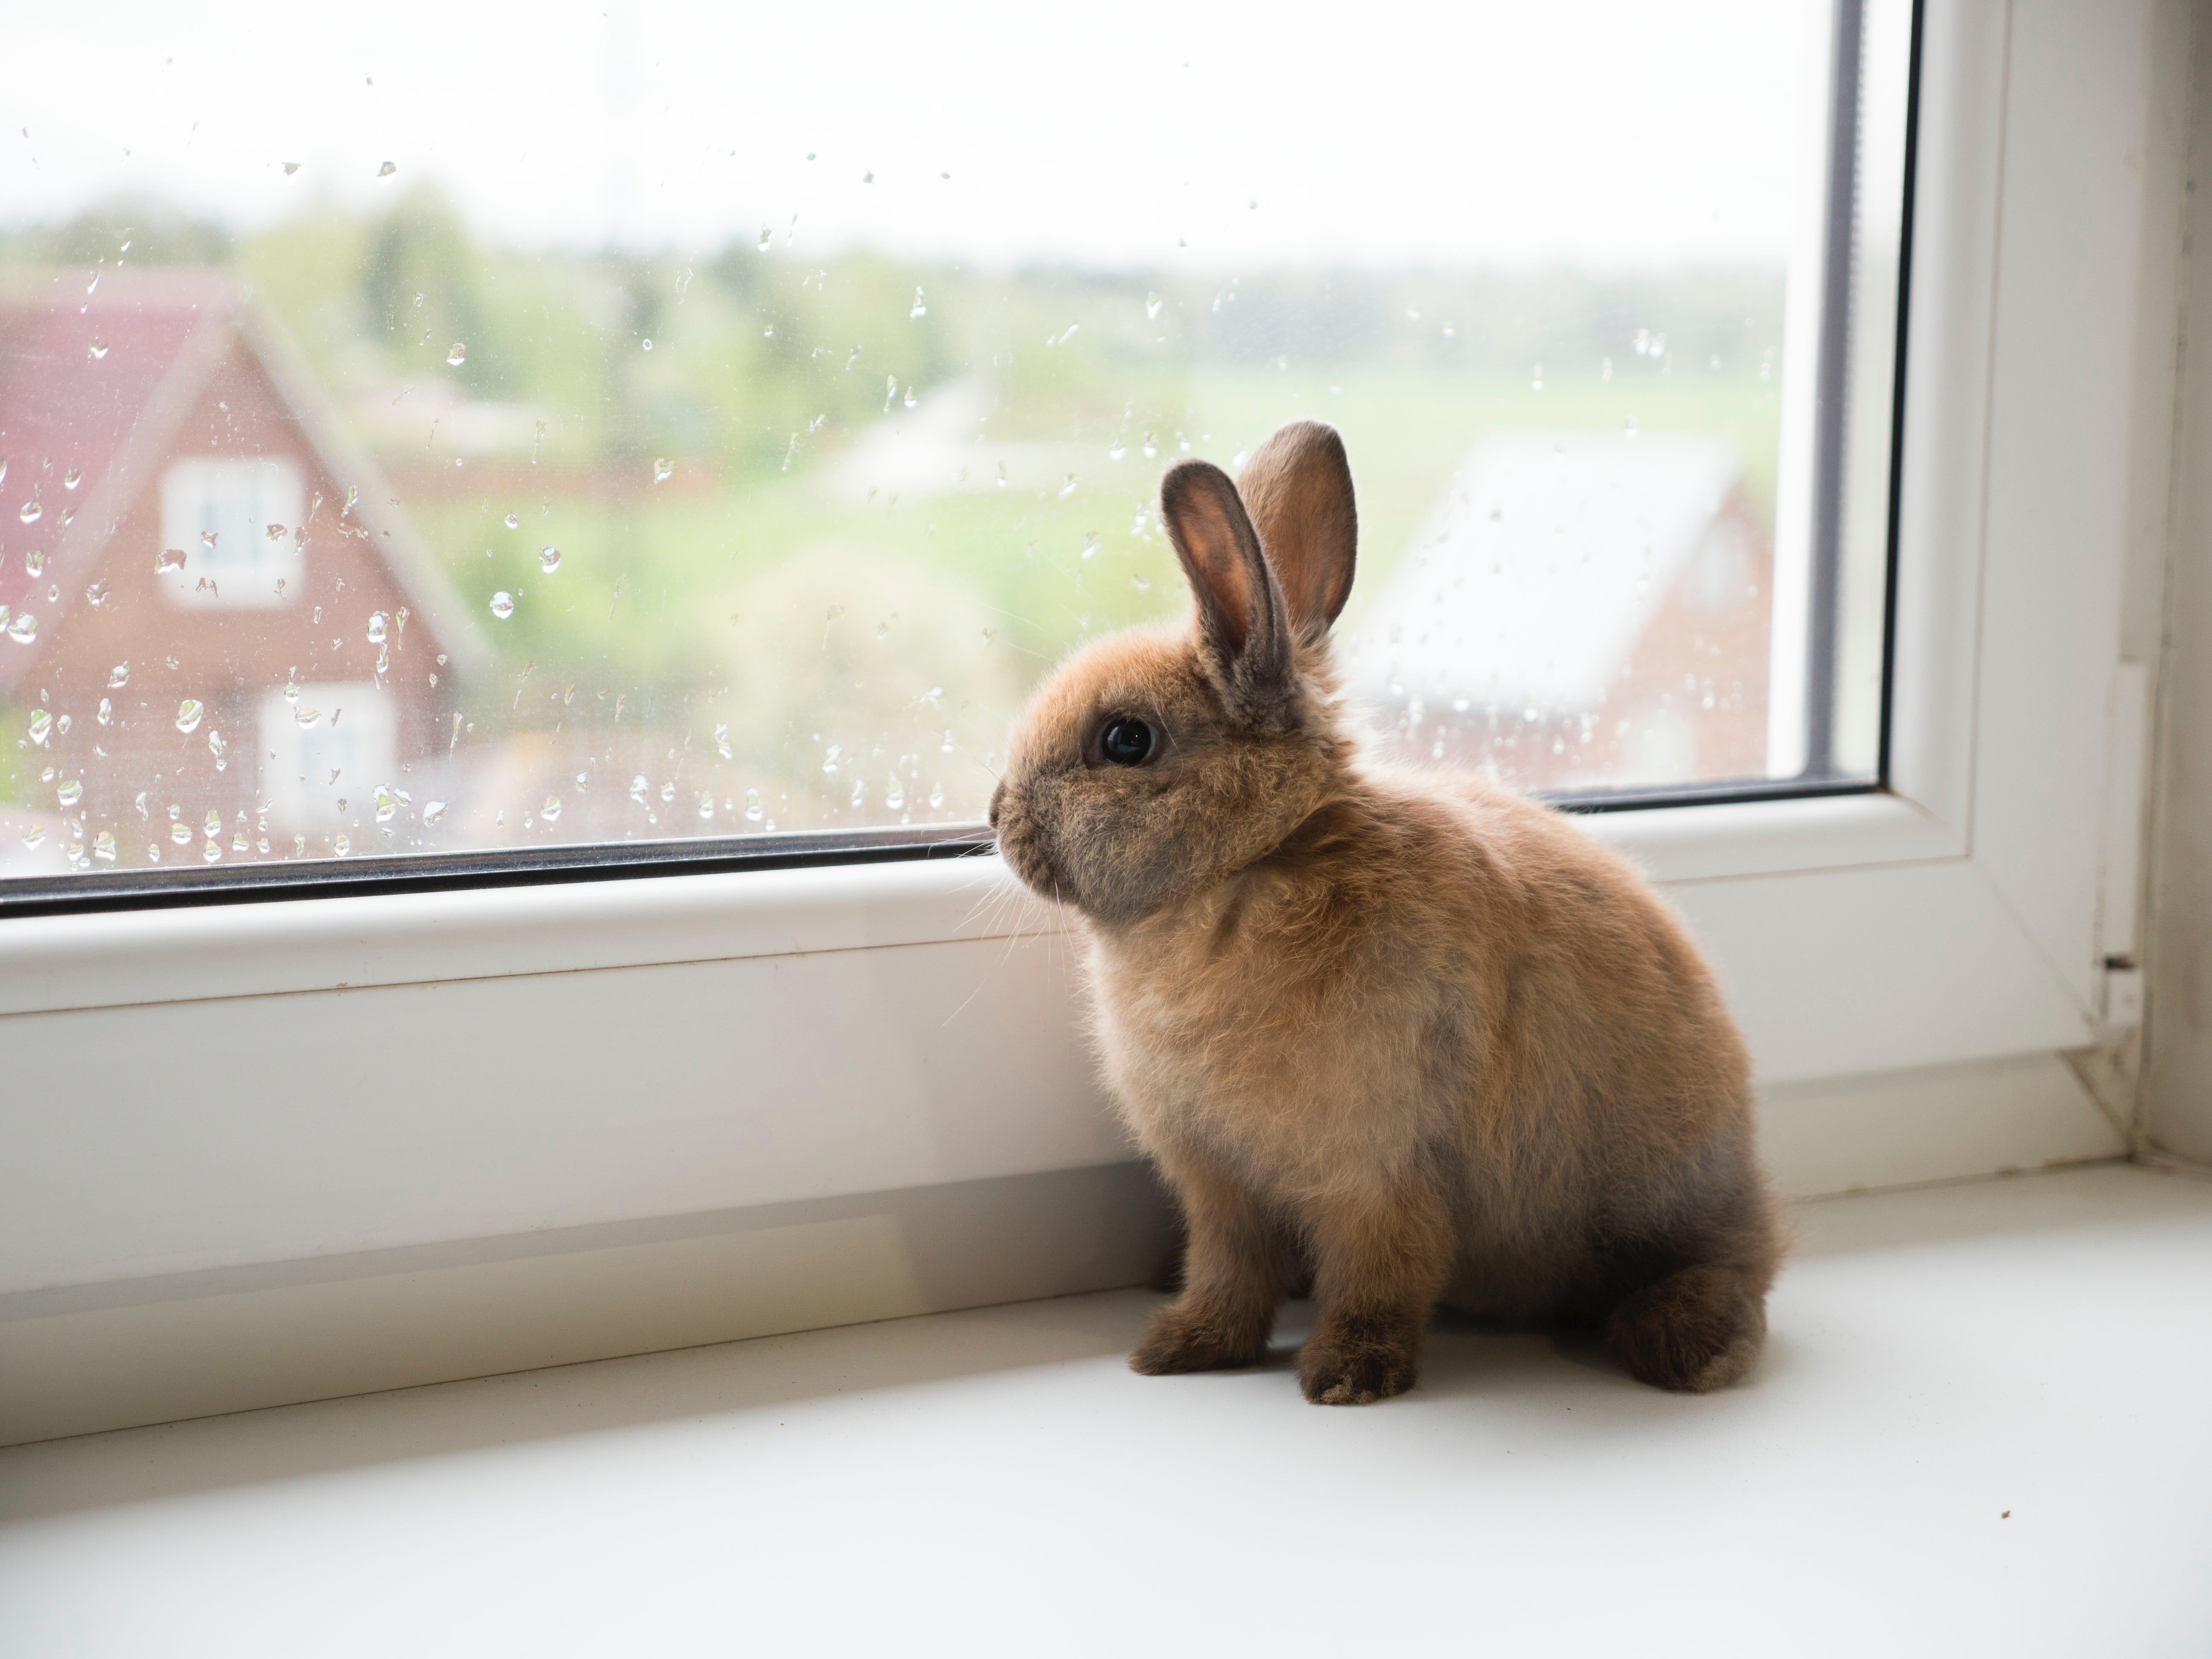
[989,420,1783,1405]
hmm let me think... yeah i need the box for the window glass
[0,0,1911,880]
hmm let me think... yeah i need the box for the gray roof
[1348,427,1742,715]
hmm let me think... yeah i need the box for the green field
[4,196,1784,829]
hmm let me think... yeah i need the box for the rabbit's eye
[1100,715,1153,766]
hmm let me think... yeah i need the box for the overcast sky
[4,0,1822,270]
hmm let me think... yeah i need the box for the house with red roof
[0,271,486,871]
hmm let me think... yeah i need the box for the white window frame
[255,682,397,838]
[157,455,305,611]
[0,1,2173,1435]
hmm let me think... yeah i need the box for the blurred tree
[358,188,505,394]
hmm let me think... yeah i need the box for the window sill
[2,1164,2204,1650]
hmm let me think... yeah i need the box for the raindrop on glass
[489,591,515,620]
[378,161,396,177]
[366,611,389,644]
[445,342,466,367]
[744,789,764,822]
[93,830,116,862]
[294,706,320,728]
[175,699,203,734]
[62,467,81,491]
[423,800,448,826]
[1145,292,1163,321]
[22,826,45,850]
[541,795,562,823]
[375,787,397,823]
[157,547,186,573]
[170,821,192,845]
[653,458,672,484]
[86,341,108,361]
[7,613,37,644]
[27,710,51,746]
[504,512,520,529]
[714,723,732,760]
[96,697,112,725]
[539,545,560,573]
[19,500,40,524]
[56,778,82,807]
[108,661,129,687]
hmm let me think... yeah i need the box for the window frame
[0,0,2162,1315]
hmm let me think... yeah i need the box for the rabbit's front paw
[1298,1315,1420,1405]
[1129,1303,1270,1374]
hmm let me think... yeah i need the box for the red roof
[0,271,233,620]
[0,268,488,690]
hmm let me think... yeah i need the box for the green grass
[7,197,1787,828]
[407,364,1779,733]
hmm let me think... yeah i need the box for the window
[0,0,1916,899]
[0,2,2167,1442]
[158,457,305,611]
[256,684,395,844]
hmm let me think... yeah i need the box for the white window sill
[1,1163,2204,1658]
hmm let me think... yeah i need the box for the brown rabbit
[990,421,1782,1405]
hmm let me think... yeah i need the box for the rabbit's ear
[1161,458,1294,716]
[1237,421,1356,640]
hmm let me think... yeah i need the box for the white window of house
[255,684,396,844]
[157,457,304,611]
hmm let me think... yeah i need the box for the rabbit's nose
[988,782,1005,830]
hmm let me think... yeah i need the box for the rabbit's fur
[990,421,1782,1405]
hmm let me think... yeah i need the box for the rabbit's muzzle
[990,784,1066,902]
